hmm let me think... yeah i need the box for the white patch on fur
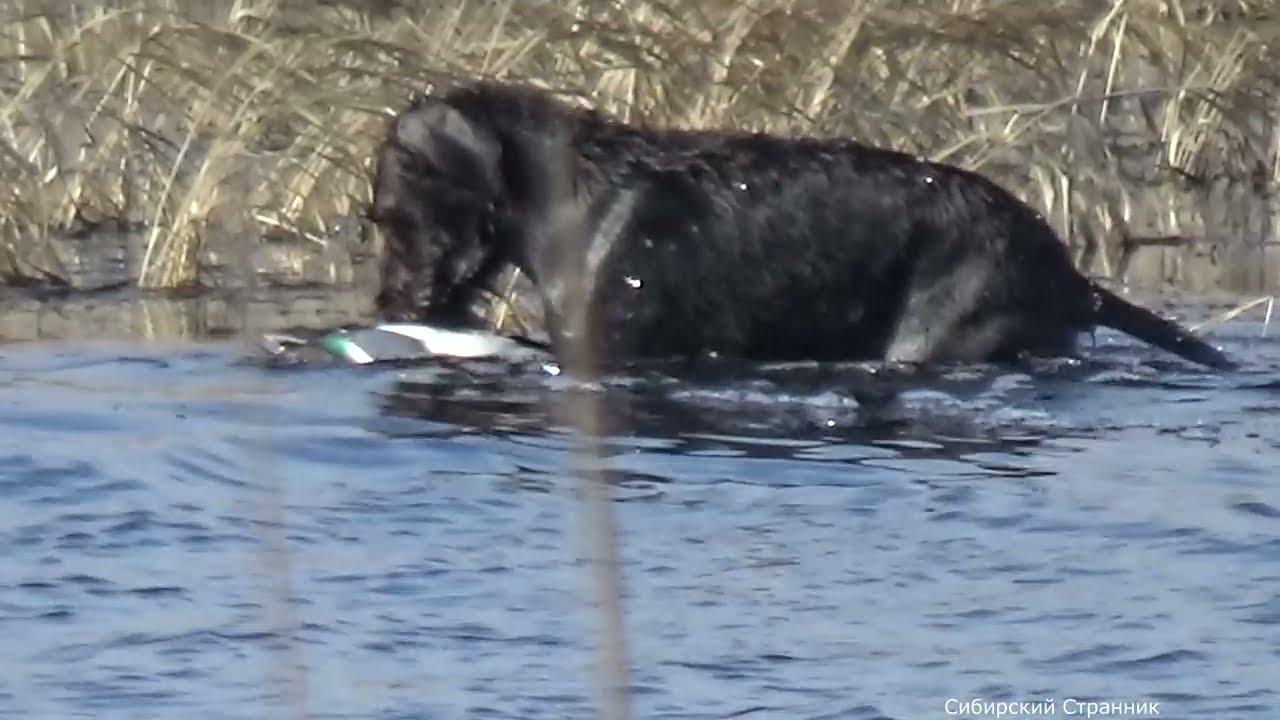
[542,186,640,329]
[585,187,639,283]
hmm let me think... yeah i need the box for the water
[1,298,1279,720]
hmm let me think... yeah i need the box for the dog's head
[370,85,594,333]
[369,95,518,326]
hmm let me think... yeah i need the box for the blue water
[1,316,1278,719]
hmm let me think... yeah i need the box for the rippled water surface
[2,306,1279,720]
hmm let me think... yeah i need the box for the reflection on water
[0,293,1278,719]
[0,264,543,345]
[0,287,377,343]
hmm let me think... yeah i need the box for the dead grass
[1,0,1278,292]
[1192,293,1276,335]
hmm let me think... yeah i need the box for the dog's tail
[1091,283,1236,370]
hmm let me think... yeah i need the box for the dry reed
[2,0,1278,295]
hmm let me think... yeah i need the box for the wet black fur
[369,81,1236,372]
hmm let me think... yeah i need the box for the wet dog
[369,81,1236,372]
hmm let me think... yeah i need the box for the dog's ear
[394,100,503,199]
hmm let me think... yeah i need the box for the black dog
[369,81,1236,372]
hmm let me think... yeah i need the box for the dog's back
[533,142,1089,366]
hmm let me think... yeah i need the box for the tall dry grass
[1,0,1277,291]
